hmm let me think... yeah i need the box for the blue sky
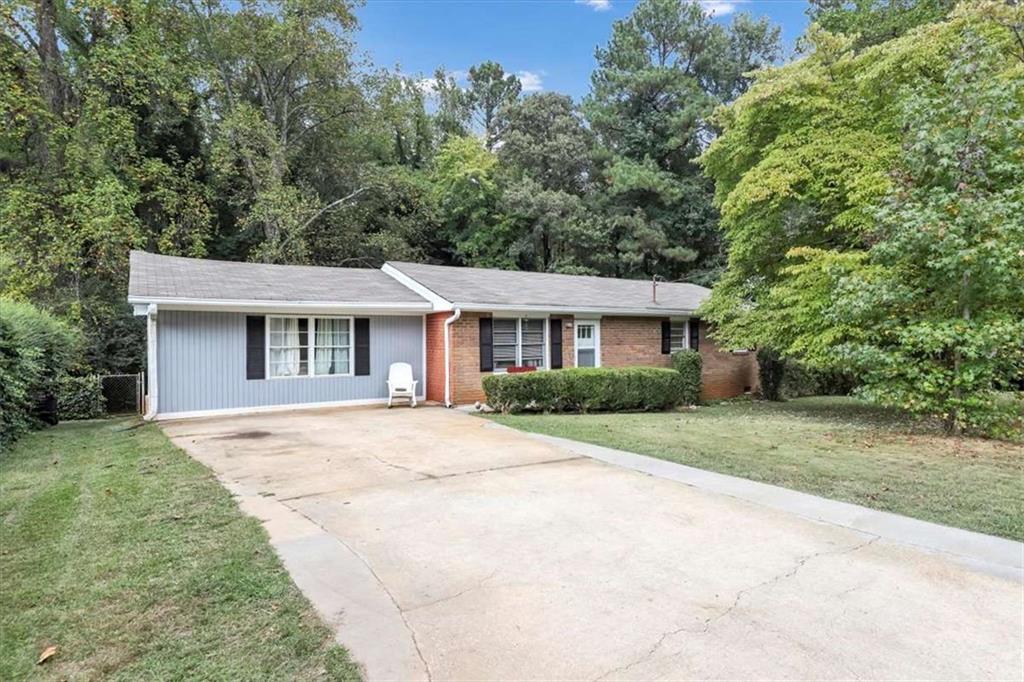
[355,0,811,101]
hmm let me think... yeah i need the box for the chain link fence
[100,373,144,415]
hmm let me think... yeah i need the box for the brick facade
[600,317,673,369]
[696,323,759,401]
[425,312,448,403]
[430,313,758,405]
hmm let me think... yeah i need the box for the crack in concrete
[277,455,587,502]
[406,568,500,613]
[592,535,880,681]
[369,453,436,479]
[275,496,434,682]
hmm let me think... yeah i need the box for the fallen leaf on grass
[37,645,58,665]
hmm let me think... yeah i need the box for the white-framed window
[492,317,547,371]
[670,320,689,352]
[575,320,600,367]
[267,316,352,378]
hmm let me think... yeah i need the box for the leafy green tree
[702,3,1024,435]
[583,0,779,283]
[188,0,365,264]
[835,28,1024,435]
[306,164,440,267]
[497,93,593,194]
[2,0,212,372]
[431,136,501,264]
[465,62,522,150]
[807,0,957,47]
[430,67,473,142]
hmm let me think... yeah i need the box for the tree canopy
[3,0,1020,434]
[701,1,1024,433]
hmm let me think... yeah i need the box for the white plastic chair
[387,362,418,408]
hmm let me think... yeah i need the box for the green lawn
[0,419,361,681]
[487,397,1024,541]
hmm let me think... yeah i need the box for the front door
[575,320,600,367]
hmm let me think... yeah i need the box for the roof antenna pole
[652,274,663,304]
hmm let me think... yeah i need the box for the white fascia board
[380,264,454,311]
[126,296,431,315]
[453,302,697,317]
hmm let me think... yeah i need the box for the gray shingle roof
[386,261,710,314]
[128,251,429,305]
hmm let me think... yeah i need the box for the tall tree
[807,0,957,47]
[836,28,1024,435]
[701,2,1024,435]
[2,0,213,371]
[497,93,593,194]
[188,0,365,264]
[465,62,521,150]
[583,0,779,284]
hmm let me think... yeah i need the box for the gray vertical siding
[157,311,423,414]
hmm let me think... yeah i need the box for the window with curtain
[670,321,688,352]
[268,316,352,378]
[314,318,351,376]
[491,318,546,370]
[269,317,308,377]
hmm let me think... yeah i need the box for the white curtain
[270,318,302,377]
[314,318,350,375]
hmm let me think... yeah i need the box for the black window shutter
[550,318,562,369]
[354,318,370,375]
[246,316,266,380]
[661,320,671,354]
[479,317,494,372]
[689,318,700,351]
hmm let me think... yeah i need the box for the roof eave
[127,296,432,315]
[451,302,698,317]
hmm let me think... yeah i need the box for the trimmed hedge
[0,298,79,449]
[57,375,106,420]
[483,367,689,414]
[670,349,702,405]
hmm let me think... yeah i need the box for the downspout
[443,307,462,408]
[143,304,158,420]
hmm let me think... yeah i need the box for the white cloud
[701,0,740,16]
[517,70,544,92]
[575,0,612,11]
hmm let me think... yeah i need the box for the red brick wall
[600,317,672,369]
[438,313,758,405]
[425,312,448,403]
[449,312,488,405]
[698,324,759,400]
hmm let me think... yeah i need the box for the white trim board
[156,395,428,421]
[380,264,454,311]
[129,296,431,315]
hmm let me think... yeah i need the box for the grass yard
[0,419,361,681]
[488,397,1024,541]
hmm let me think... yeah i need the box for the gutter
[443,307,462,407]
[143,304,158,420]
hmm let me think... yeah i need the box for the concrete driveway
[164,407,1023,681]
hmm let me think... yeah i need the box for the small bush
[0,299,79,448]
[57,375,106,420]
[483,367,687,414]
[671,350,702,405]
[757,347,787,401]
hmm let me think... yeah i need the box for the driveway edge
[219,479,430,682]
[488,423,1024,581]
